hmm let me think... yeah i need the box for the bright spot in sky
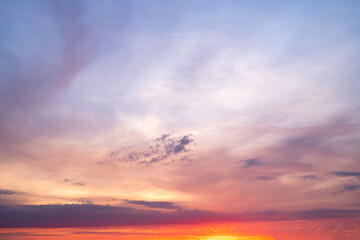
[202,237,238,240]
[201,236,271,240]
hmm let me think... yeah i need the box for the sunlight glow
[199,236,274,240]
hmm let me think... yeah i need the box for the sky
[0,0,360,239]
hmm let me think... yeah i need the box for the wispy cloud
[340,184,360,193]
[125,199,182,210]
[242,158,263,168]
[332,171,360,177]
[255,176,277,181]
[0,189,24,195]
[299,174,319,180]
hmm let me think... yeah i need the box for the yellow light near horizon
[202,237,237,240]
[200,236,271,240]
[205,236,237,240]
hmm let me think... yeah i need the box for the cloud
[125,200,182,210]
[0,232,60,237]
[331,171,360,177]
[113,134,194,165]
[0,204,359,228]
[299,174,319,180]
[0,204,217,228]
[292,209,360,220]
[0,189,24,195]
[340,184,360,193]
[242,158,263,168]
[161,135,193,155]
[255,176,277,181]
[63,179,85,187]
[256,120,359,171]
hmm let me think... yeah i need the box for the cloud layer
[1,204,359,228]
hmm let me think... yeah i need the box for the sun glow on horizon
[0,227,276,240]
[199,236,273,240]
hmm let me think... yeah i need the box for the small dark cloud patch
[255,176,276,181]
[300,174,319,180]
[150,155,168,164]
[73,182,85,187]
[180,156,192,162]
[113,134,194,166]
[156,134,170,141]
[125,200,182,210]
[0,189,24,195]
[331,171,360,177]
[242,158,263,168]
[340,184,360,193]
[63,179,85,187]
[162,135,193,155]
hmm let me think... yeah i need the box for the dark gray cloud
[125,200,182,210]
[161,135,193,155]
[242,158,263,168]
[340,184,360,193]
[0,204,359,228]
[332,171,360,177]
[0,189,24,195]
[156,134,170,141]
[114,134,194,165]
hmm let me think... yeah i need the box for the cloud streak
[125,200,182,210]
[332,171,360,177]
[0,204,359,228]
[0,189,24,195]
[242,158,263,168]
[340,184,360,193]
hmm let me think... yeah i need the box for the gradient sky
[1,0,360,239]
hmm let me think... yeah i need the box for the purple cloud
[125,200,182,210]
[0,204,359,228]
